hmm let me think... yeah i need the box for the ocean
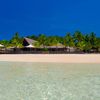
[0,62,100,100]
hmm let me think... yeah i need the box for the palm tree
[51,37,58,46]
[89,32,97,48]
[38,34,47,46]
[10,32,23,48]
[82,34,92,52]
[0,40,9,47]
[73,31,84,50]
[73,31,84,43]
[64,32,75,47]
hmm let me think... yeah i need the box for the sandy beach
[0,54,100,63]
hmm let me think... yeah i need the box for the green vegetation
[0,31,100,52]
[10,32,23,48]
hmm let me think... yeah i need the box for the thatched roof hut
[0,44,4,47]
[23,37,37,47]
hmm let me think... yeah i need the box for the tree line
[0,31,100,52]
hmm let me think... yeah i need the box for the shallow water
[0,62,100,100]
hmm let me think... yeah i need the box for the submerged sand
[0,54,100,63]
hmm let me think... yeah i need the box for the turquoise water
[0,62,100,100]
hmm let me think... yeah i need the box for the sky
[0,0,100,40]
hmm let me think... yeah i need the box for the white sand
[0,54,100,63]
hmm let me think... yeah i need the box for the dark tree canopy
[0,31,100,52]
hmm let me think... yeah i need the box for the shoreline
[0,54,100,63]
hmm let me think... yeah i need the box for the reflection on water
[0,62,100,100]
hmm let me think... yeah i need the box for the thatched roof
[0,44,4,47]
[41,43,65,48]
[24,37,37,45]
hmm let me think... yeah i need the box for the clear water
[0,62,100,100]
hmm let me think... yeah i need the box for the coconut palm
[89,32,97,48]
[10,32,23,48]
[64,32,75,47]
[38,34,47,46]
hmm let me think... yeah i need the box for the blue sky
[0,0,100,40]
